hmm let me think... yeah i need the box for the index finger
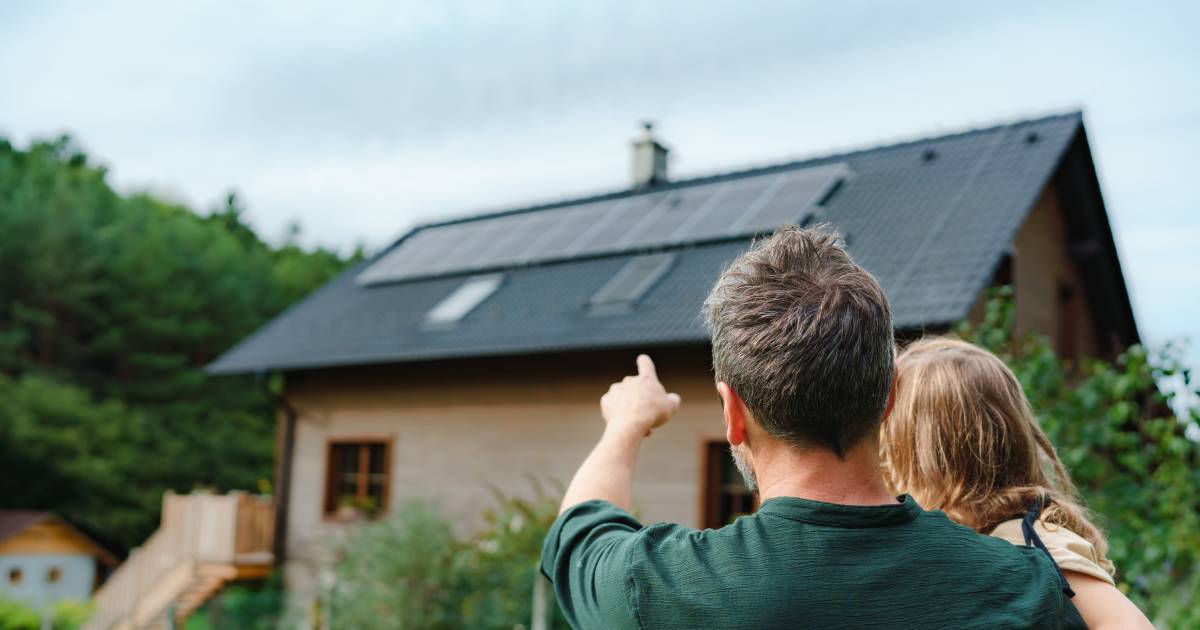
[636,354,657,379]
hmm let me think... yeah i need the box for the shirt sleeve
[540,500,645,629]
[990,519,1116,585]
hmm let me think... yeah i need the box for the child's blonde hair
[880,337,1108,557]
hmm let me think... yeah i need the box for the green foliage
[0,136,355,551]
[332,501,464,629]
[47,601,90,630]
[0,598,38,630]
[187,572,284,630]
[329,490,568,629]
[958,287,1200,626]
[458,485,568,629]
[0,375,160,545]
[0,597,90,630]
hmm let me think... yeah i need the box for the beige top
[990,518,1116,585]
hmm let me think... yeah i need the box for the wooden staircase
[83,491,274,630]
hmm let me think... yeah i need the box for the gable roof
[209,112,1130,375]
[0,510,47,542]
[0,510,118,566]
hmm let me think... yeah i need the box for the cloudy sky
[1,1,1197,365]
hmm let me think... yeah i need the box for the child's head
[880,338,1105,552]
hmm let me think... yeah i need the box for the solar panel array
[357,161,850,285]
[588,253,677,316]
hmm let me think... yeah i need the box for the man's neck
[752,438,896,506]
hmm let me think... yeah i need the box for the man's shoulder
[911,509,1050,564]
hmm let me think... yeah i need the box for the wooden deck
[83,491,274,630]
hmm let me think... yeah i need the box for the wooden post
[127,546,140,626]
[531,571,549,630]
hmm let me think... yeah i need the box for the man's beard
[729,444,758,492]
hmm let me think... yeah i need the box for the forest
[0,135,357,554]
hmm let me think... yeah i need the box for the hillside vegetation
[0,136,358,553]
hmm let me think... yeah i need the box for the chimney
[631,121,669,189]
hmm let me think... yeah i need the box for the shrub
[0,598,39,630]
[458,486,568,629]
[328,488,568,629]
[0,597,90,630]
[189,571,284,630]
[331,501,464,629]
[958,287,1200,626]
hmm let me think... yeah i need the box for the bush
[458,486,567,629]
[331,501,464,629]
[0,598,38,630]
[188,572,284,630]
[328,488,568,629]
[0,597,90,630]
[959,287,1200,626]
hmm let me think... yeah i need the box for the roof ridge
[399,110,1082,236]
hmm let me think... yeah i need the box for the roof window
[589,253,676,315]
[425,274,504,326]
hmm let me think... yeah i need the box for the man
[540,226,1085,628]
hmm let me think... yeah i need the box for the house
[208,112,1138,604]
[0,510,117,611]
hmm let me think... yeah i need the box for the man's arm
[540,355,682,628]
[559,354,682,513]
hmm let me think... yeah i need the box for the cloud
[0,0,1196,364]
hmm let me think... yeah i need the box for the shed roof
[0,510,47,543]
[0,510,118,566]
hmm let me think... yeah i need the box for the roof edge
[388,111,1085,241]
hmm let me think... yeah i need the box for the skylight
[589,253,676,315]
[425,274,504,326]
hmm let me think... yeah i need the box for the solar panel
[535,200,614,260]
[358,161,849,285]
[736,164,849,231]
[588,253,676,315]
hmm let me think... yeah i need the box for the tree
[0,135,356,551]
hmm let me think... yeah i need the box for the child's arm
[1064,571,1153,630]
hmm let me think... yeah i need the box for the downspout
[259,372,297,568]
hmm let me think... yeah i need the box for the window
[702,441,756,529]
[47,567,62,583]
[425,274,504,326]
[589,253,675,315]
[324,440,391,519]
[7,568,21,585]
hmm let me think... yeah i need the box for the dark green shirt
[540,496,1085,629]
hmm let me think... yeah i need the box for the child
[880,338,1151,629]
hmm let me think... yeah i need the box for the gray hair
[704,225,895,456]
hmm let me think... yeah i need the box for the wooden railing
[84,491,273,630]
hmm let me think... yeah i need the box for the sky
[1,0,1197,366]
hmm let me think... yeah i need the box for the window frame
[322,436,393,521]
[700,439,758,530]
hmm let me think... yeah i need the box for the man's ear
[716,382,748,446]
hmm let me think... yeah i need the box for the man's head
[704,225,895,474]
